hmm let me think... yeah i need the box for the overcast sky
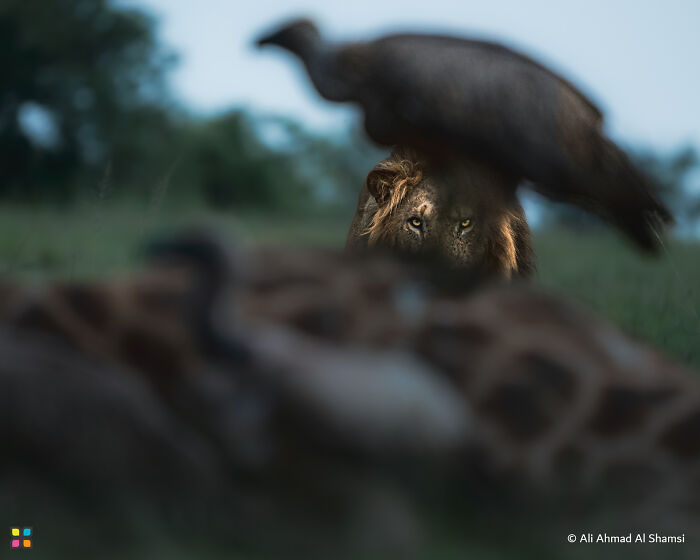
[130,0,699,152]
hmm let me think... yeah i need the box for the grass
[535,228,700,368]
[0,201,350,279]
[1,201,698,369]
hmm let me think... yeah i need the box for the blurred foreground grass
[1,202,698,368]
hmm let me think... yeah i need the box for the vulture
[256,19,672,251]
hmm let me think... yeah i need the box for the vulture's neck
[293,40,352,102]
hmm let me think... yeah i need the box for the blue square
[23,528,31,537]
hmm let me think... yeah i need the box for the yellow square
[11,528,19,536]
[23,539,31,548]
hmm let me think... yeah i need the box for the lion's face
[360,150,534,278]
[373,176,492,267]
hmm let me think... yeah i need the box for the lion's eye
[460,218,472,229]
[409,217,422,228]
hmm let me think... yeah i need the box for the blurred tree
[634,145,700,225]
[178,111,384,213]
[289,122,386,207]
[180,111,313,211]
[0,0,177,199]
[251,115,385,210]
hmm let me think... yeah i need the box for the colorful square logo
[10,527,31,549]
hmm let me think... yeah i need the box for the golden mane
[365,149,424,245]
[491,210,519,279]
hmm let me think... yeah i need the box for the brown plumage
[256,19,673,252]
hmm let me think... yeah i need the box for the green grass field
[1,201,699,369]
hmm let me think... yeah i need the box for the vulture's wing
[347,34,603,178]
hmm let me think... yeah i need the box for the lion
[346,148,535,279]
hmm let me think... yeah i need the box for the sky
[128,0,700,153]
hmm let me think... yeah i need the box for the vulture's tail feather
[586,135,673,252]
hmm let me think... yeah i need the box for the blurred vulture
[256,19,672,251]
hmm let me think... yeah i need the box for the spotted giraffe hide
[1,232,698,555]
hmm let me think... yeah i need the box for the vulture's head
[255,18,321,56]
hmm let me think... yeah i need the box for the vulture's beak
[255,31,278,48]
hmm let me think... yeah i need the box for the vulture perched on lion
[256,18,672,251]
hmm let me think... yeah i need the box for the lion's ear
[365,164,397,207]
